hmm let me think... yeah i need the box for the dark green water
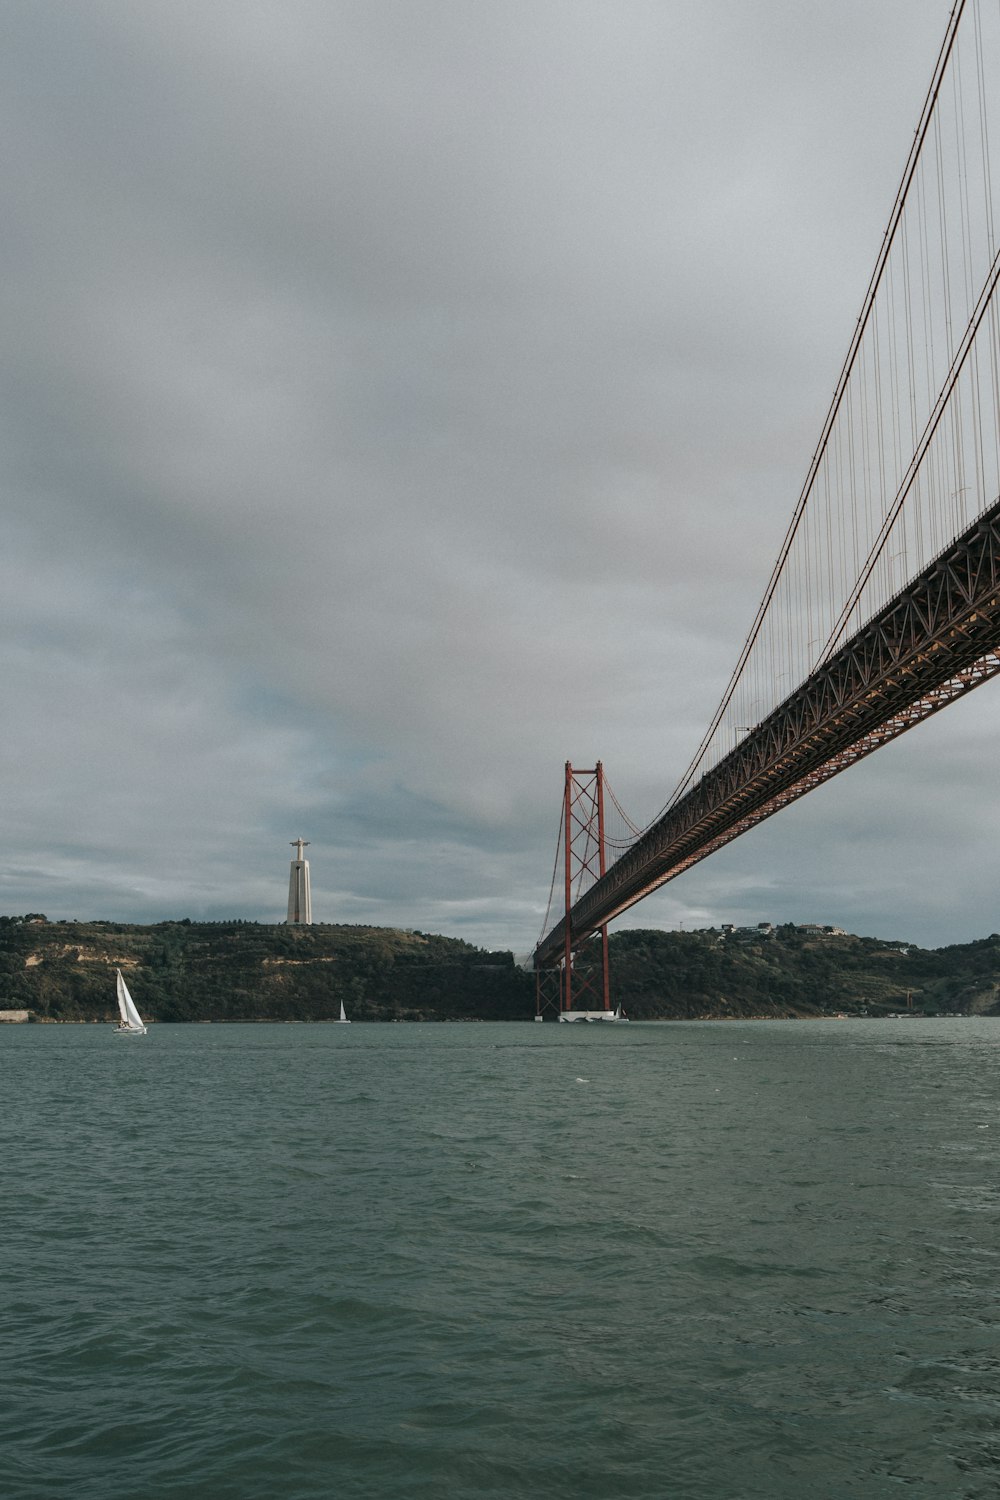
[5,1019,1000,1498]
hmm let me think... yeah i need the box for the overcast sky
[4,0,994,952]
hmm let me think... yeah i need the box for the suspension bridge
[534,0,1000,1018]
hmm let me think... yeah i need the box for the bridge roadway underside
[535,497,1000,968]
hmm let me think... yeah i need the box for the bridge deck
[535,496,1000,967]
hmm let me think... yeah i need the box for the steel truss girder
[535,497,1000,967]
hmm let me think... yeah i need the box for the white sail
[336,1000,350,1024]
[115,969,147,1033]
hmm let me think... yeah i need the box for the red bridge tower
[535,762,613,1020]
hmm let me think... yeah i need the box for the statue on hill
[287,840,312,925]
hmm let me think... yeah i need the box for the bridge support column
[562,925,610,1013]
[534,762,613,1019]
[534,965,561,1020]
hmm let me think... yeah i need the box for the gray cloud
[2,1,987,950]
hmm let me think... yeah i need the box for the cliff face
[3,916,1000,1022]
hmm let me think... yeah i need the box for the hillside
[3,916,1000,1022]
[0,918,530,1023]
[609,925,1000,1018]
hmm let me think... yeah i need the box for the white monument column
[287,838,312,924]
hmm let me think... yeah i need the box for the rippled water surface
[5,1019,1000,1498]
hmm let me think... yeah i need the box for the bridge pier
[534,927,611,1019]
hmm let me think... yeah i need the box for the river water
[5,1019,1000,1498]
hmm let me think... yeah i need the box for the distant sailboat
[113,969,147,1035]
[335,1001,350,1025]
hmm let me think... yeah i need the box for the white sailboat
[335,1000,350,1025]
[113,969,147,1035]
